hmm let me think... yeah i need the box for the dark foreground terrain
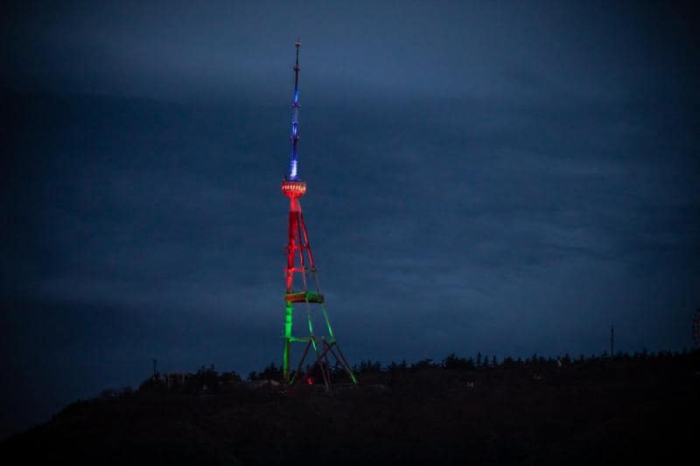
[2,352,699,465]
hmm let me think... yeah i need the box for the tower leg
[320,304,335,340]
[283,302,293,384]
[331,343,358,384]
[292,339,314,385]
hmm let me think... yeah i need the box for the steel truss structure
[280,42,357,389]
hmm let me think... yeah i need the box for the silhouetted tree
[355,360,382,374]
[442,353,475,371]
[411,358,436,371]
[220,371,242,385]
[259,362,280,380]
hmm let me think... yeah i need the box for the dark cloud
[2,0,699,440]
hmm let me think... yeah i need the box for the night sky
[2,0,699,439]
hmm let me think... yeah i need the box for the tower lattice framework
[280,42,357,389]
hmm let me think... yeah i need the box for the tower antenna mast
[288,40,301,181]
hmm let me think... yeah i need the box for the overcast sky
[2,0,699,439]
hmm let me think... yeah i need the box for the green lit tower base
[280,42,357,389]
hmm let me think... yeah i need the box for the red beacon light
[281,180,307,198]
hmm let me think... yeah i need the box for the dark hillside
[2,352,698,465]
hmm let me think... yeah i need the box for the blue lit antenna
[288,41,301,181]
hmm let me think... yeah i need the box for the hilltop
[2,351,698,465]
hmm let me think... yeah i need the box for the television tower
[280,42,357,388]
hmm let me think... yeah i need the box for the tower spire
[288,40,301,181]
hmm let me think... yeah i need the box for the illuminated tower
[281,42,357,388]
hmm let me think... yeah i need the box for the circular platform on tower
[282,180,307,198]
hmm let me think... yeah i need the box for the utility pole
[610,326,615,357]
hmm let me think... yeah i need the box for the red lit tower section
[281,42,357,388]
